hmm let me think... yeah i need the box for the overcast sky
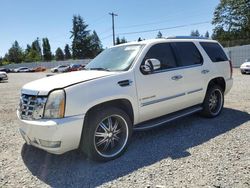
[0,0,219,56]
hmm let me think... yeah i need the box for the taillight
[229,60,233,78]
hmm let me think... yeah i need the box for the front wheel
[80,107,132,161]
[201,85,224,118]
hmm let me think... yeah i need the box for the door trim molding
[141,93,185,107]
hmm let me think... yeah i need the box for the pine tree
[55,47,64,61]
[7,41,23,63]
[116,37,121,45]
[30,38,42,61]
[64,44,72,60]
[89,30,102,58]
[156,31,163,38]
[70,15,91,59]
[120,37,127,44]
[42,38,52,61]
[205,31,210,38]
[190,30,200,37]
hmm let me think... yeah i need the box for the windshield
[85,44,143,71]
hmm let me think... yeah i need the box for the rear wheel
[80,107,132,161]
[201,85,224,118]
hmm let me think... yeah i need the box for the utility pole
[109,12,118,46]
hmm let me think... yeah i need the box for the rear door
[170,42,207,107]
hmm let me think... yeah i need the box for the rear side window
[200,42,228,62]
[144,43,177,70]
[172,42,203,66]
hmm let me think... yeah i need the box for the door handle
[171,75,183,80]
[201,69,210,74]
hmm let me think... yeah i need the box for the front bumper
[17,112,85,154]
[0,76,8,80]
[240,67,250,73]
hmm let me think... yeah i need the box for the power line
[101,34,113,41]
[117,5,215,30]
[117,21,210,36]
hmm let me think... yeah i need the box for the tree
[31,38,42,58]
[116,36,127,45]
[42,38,52,61]
[64,44,72,60]
[89,30,102,57]
[205,31,210,38]
[70,15,92,59]
[156,31,163,38]
[212,0,250,46]
[7,41,23,63]
[190,30,200,37]
[24,44,40,62]
[55,47,64,61]
[116,37,121,45]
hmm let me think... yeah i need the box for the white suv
[17,37,233,161]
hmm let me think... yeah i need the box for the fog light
[39,139,61,148]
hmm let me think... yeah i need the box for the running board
[133,105,203,131]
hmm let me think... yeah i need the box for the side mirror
[141,59,161,74]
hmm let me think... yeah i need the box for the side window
[172,42,203,67]
[200,42,228,62]
[143,43,177,70]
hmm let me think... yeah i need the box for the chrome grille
[19,94,47,120]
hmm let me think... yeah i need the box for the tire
[80,107,132,161]
[241,70,245,74]
[200,85,224,118]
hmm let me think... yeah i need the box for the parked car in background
[0,71,8,81]
[240,59,250,74]
[51,65,69,73]
[68,64,83,72]
[0,68,11,73]
[14,67,32,73]
[32,66,46,72]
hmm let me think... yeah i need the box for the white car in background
[51,65,69,73]
[240,60,250,74]
[14,67,32,73]
[0,71,8,81]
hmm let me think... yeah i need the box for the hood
[22,70,116,95]
[0,71,7,74]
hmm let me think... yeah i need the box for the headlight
[44,90,65,119]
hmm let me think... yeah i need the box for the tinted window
[200,42,228,62]
[143,43,177,70]
[173,42,203,66]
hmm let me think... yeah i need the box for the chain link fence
[224,43,250,67]
[1,59,91,69]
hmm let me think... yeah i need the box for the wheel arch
[207,77,226,92]
[84,98,135,125]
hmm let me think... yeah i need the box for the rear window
[200,42,228,62]
[172,42,203,67]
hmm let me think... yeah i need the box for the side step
[133,105,203,131]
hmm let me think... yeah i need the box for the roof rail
[167,36,209,40]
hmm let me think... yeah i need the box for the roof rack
[167,36,209,40]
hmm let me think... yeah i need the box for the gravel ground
[0,69,250,188]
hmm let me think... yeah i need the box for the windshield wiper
[88,67,110,71]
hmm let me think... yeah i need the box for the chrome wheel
[94,115,129,158]
[208,89,223,115]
